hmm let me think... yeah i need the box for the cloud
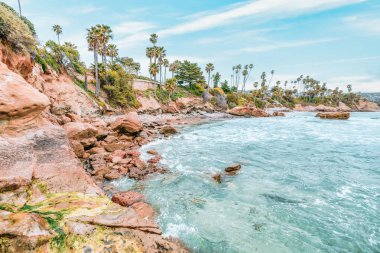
[115,32,151,50]
[160,0,365,36]
[328,75,380,92]
[344,15,380,35]
[236,38,338,54]
[114,21,155,35]
[71,5,102,14]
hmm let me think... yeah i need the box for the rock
[273,111,285,117]
[0,211,56,249]
[356,99,380,112]
[162,102,178,114]
[159,125,178,136]
[137,96,161,113]
[293,104,317,112]
[80,137,97,149]
[65,221,96,235]
[147,149,159,155]
[212,173,223,183]
[111,112,143,134]
[225,163,242,175]
[70,140,85,158]
[316,112,350,120]
[316,105,337,112]
[0,62,50,134]
[147,155,161,164]
[104,170,122,180]
[131,202,156,221]
[227,107,269,117]
[111,191,145,207]
[64,122,98,140]
[104,142,133,152]
[338,102,351,111]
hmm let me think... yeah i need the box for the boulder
[147,149,158,155]
[64,122,98,140]
[159,125,178,136]
[273,111,285,117]
[356,99,380,112]
[338,102,351,111]
[225,163,242,175]
[111,112,143,134]
[227,107,269,117]
[316,112,350,120]
[147,155,161,164]
[111,191,145,207]
[104,142,133,152]
[137,96,161,113]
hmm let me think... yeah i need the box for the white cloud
[71,5,102,14]
[160,0,365,36]
[328,75,380,92]
[114,21,155,35]
[344,15,380,35]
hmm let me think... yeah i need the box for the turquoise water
[115,112,380,253]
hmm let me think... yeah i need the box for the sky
[3,0,380,92]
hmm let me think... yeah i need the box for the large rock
[316,112,350,120]
[111,112,143,134]
[225,163,242,175]
[0,62,50,134]
[64,122,98,140]
[112,191,145,207]
[356,99,380,112]
[137,96,161,113]
[159,125,178,136]
[227,106,269,117]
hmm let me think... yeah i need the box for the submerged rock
[159,125,178,137]
[225,164,242,175]
[316,112,350,120]
[273,111,285,117]
[212,173,223,183]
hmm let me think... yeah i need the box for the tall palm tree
[149,63,159,97]
[235,64,242,91]
[268,70,275,90]
[97,24,113,66]
[205,63,215,90]
[17,0,22,17]
[87,26,101,97]
[232,66,236,87]
[156,47,166,85]
[52,25,62,45]
[146,47,155,79]
[169,60,181,77]
[163,59,169,82]
[106,44,118,64]
[150,33,158,46]
[242,65,249,92]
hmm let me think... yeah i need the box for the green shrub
[0,3,36,52]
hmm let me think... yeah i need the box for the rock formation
[227,106,270,117]
[316,112,350,120]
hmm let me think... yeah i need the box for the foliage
[0,2,36,52]
[210,87,225,96]
[175,60,205,86]
[164,78,177,96]
[102,65,140,108]
[221,80,232,93]
[186,83,205,96]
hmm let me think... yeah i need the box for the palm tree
[106,44,118,64]
[97,24,113,66]
[17,0,22,17]
[232,66,236,87]
[165,78,177,97]
[156,47,166,85]
[149,63,159,97]
[52,25,62,45]
[235,64,242,91]
[268,70,275,90]
[163,59,169,82]
[150,33,158,46]
[169,60,181,77]
[146,47,155,79]
[205,63,215,90]
[242,65,249,92]
[87,26,101,97]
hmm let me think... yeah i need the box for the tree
[149,63,159,96]
[169,60,181,77]
[106,44,118,63]
[221,80,231,93]
[242,65,249,92]
[97,24,113,66]
[163,59,169,82]
[205,63,215,90]
[150,33,158,46]
[17,0,22,17]
[175,60,205,87]
[347,84,352,93]
[235,64,242,90]
[268,70,275,89]
[156,47,166,85]
[87,25,101,97]
[52,25,62,45]
[213,72,221,88]
[146,47,155,78]
[165,78,177,97]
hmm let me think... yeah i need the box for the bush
[0,3,36,52]
[187,83,205,96]
[210,87,225,96]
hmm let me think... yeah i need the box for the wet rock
[159,125,178,136]
[111,191,145,207]
[316,112,350,120]
[147,149,158,155]
[227,106,269,117]
[273,111,285,117]
[225,163,241,175]
[212,173,223,183]
[131,202,156,221]
[111,112,143,135]
[148,155,161,164]
[104,170,122,180]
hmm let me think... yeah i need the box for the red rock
[273,111,285,117]
[64,122,98,140]
[147,149,158,155]
[104,170,122,180]
[126,150,141,157]
[212,173,222,183]
[132,157,146,169]
[131,202,156,220]
[111,191,145,207]
[227,106,269,117]
[225,164,242,175]
[104,142,132,152]
[111,112,143,134]
[159,125,178,136]
[316,112,350,120]
[70,140,84,158]
[148,155,161,164]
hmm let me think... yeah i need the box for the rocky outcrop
[227,106,269,117]
[137,95,161,114]
[112,191,145,207]
[316,112,350,119]
[0,62,50,134]
[159,125,178,137]
[273,111,285,117]
[356,100,380,112]
[111,112,143,134]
